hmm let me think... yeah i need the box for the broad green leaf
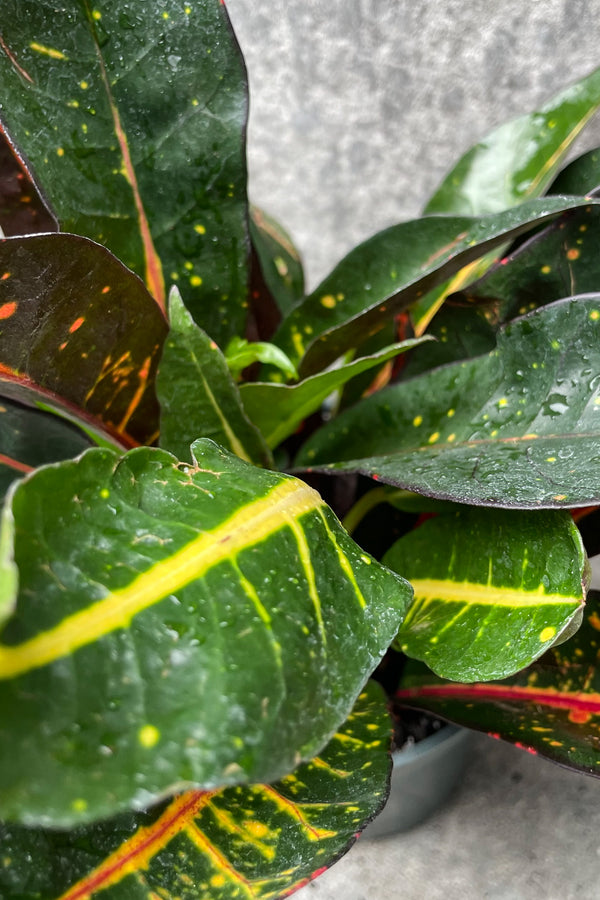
[0,0,249,343]
[0,438,411,826]
[383,509,586,681]
[549,148,600,196]
[225,337,299,382]
[0,398,93,501]
[295,295,600,509]
[0,122,57,236]
[463,203,600,323]
[240,338,428,449]
[250,207,305,320]
[273,196,600,376]
[0,682,391,900]
[0,233,167,446]
[157,289,272,466]
[396,591,600,776]
[425,65,600,215]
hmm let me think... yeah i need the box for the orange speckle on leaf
[1,272,10,281]
[568,708,592,725]
[59,341,67,351]
[0,301,17,320]
[69,316,85,334]
[588,611,600,632]
[567,248,580,261]
[101,285,111,294]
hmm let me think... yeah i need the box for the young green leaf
[396,591,600,776]
[157,288,272,466]
[425,65,600,215]
[0,439,411,826]
[0,0,249,342]
[240,338,429,449]
[384,509,586,682]
[225,336,299,382]
[0,233,167,446]
[0,682,391,900]
[273,196,600,376]
[296,295,600,509]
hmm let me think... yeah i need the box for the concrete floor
[297,733,600,900]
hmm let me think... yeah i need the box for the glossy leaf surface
[425,65,600,215]
[296,295,600,509]
[0,122,57,236]
[0,682,390,900]
[0,439,411,826]
[549,148,600,196]
[464,203,600,322]
[273,196,600,376]
[384,509,586,681]
[157,289,271,466]
[0,233,167,446]
[0,0,248,342]
[396,591,600,776]
[240,338,428,449]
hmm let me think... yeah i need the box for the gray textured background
[223,4,600,896]
[226,0,600,289]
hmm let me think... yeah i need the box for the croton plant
[1,1,600,897]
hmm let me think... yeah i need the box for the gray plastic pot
[363,725,473,839]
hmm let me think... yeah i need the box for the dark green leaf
[0,233,167,446]
[549,148,600,197]
[240,338,428,449]
[273,196,600,376]
[396,590,600,776]
[250,207,305,320]
[296,295,600,509]
[425,65,600,215]
[0,682,391,900]
[0,0,249,343]
[0,438,411,826]
[157,289,272,466]
[384,508,586,681]
[462,203,600,323]
[0,397,94,501]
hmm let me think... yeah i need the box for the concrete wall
[225,0,600,289]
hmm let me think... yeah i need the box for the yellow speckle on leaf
[448,433,456,442]
[320,295,336,309]
[92,8,102,19]
[71,798,88,813]
[498,397,508,408]
[185,5,192,12]
[138,725,160,748]
[590,310,600,321]
[580,224,588,233]
[210,875,226,888]
[162,10,169,18]
[540,627,556,643]
[79,80,89,90]
[194,224,206,235]
[192,98,199,106]
[67,99,79,109]
[30,42,67,60]
[56,147,64,157]
[100,488,110,499]
[553,494,567,502]
[546,457,556,463]
[184,261,193,271]
[428,432,440,444]
[413,415,423,427]
[541,265,551,274]
[190,275,203,287]
[447,408,455,417]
